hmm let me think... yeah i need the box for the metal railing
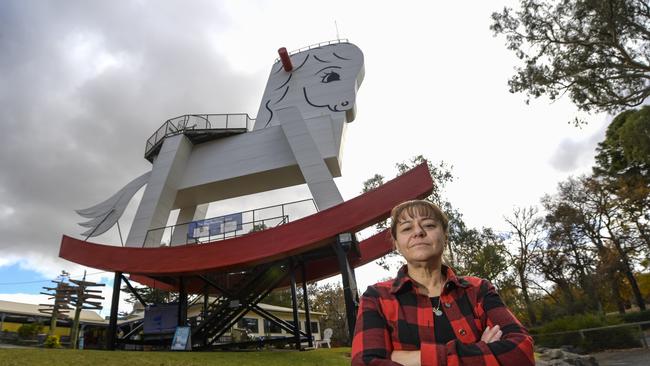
[142,199,317,248]
[274,39,350,62]
[532,320,650,350]
[144,113,254,159]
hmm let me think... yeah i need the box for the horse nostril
[341,101,349,106]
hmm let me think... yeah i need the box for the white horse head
[254,42,365,130]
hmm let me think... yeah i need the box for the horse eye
[321,71,340,83]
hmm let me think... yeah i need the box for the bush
[532,313,641,352]
[619,309,650,323]
[17,323,44,340]
[44,335,61,348]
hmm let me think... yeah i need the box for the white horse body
[77,41,365,248]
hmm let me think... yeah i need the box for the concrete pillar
[170,203,209,246]
[278,107,343,211]
[125,134,193,247]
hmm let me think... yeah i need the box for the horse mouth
[303,87,350,113]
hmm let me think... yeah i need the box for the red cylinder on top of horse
[278,47,293,72]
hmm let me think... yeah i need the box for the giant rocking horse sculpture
[59,40,433,349]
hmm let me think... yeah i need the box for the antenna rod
[335,20,340,40]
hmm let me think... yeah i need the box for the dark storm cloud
[0,0,267,272]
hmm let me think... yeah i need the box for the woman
[351,200,534,366]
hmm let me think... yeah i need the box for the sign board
[187,212,243,239]
[171,326,192,351]
[143,303,178,334]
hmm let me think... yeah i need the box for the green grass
[0,347,352,366]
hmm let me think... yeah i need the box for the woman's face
[394,213,446,264]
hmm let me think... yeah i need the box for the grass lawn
[0,347,352,366]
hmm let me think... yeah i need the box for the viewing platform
[145,113,254,162]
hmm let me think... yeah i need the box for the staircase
[192,260,293,347]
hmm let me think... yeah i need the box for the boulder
[536,348,598,366]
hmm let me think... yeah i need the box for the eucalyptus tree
[492,0,650,123]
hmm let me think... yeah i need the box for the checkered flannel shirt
[351,265,534,366]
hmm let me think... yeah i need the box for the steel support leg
[106,272,122,350]
[333,239,359,344]
[301,262,313,347]
[178,276,187,326]
[289,259,301,350]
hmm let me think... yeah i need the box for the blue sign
[171,326,192,351]
[187,212,243,239]
[144,303,178,334]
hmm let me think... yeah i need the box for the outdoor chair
[315,328,333,348]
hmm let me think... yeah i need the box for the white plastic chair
[315,328,333,348]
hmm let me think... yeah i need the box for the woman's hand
[391,350,421,366]
[480,325,502,343]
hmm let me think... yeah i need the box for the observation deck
[145,113,254,163]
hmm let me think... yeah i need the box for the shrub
[44,335,61,348]
[619,309,650,323]
[532,313,641,352]
[17,323,44,340]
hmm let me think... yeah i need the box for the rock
[536,348,599,366]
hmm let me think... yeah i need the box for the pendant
[434,309,443,316]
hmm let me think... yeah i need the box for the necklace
[432,297,443,317]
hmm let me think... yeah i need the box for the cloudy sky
[0,1,610,315]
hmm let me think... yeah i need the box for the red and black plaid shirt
[351,266,534,366]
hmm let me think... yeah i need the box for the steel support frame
[195,260,310,348]
[333,235,360,343]
[301,261,314,348]
[106,272,122,350]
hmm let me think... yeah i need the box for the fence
[533,321,650,352]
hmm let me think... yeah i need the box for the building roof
[0,299,325,328]
[0,300,106,325]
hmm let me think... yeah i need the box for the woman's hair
[389,200,449,240]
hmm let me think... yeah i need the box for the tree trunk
[519,270,537,325]
[608,229,647,310]
[611,275,626,314]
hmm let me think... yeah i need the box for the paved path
[591,348,650,366]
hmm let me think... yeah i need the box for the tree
[595,106,650,178]
[583,175,646,310]
[594,107,650,252]
[541,192,602,314]
[504,206,544,325]
[491,0,650,121]
[309,282,350,346]
[363,155,460,271]
[121,285,173,305]
[453,227,510,288]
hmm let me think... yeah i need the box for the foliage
[595,106,650,178]
[0,347,353,366]
[491,0,650,123]
[249,223,269,233]
[617,308,650,323]
[363,155,460,271]
[453,227,509,287]
[16,322,43,340]
[121,285,174,305]
[43,335,61,348]
[309,282,350,346]
[533,313,640,351]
